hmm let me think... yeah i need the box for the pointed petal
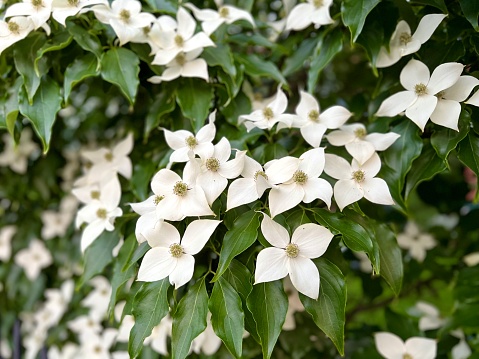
[224,5,255,26]
[429,99,461,131]
[177,6,196,40]
[299,148,325,177]
[265,156,300,184]
[135,212,158,244]
[226,178,259,210]
[169,254,195,288]
[130,196,156,215]
[202,18,225,35]
[114,133,133,156]
[182,58,209,81]
[270,87,288,115]
[323,154,351,180]
[156,195,184,221]
[405,337,437,359]
[180,187,215,217]
[81,220,106,252]
[144,221,179,248]
[413,13,447,44]
[359,152,382,177]
[197,171,228,205]
[269,184,304,218]
[254,247,289,283]
[218,151,245,179]
[375,91,417,117]
[288,256,319,299]
[334,180,363,211]
[427,62,463,95]
[405,95,437,131]
[296,91,319,119]
[137,247,175,282]
[365,132,401,151]
[376,45,402,68]
[326,129,356,146]
[261,214,290,248]
[346,141,376,165]
[182,219,221,254]
[291,223,333,258]
[196,121,216,143]
[285,4,312,31]
[362,178,395,206]
[183,32,215,52]
[213,137,231,164]
[320,106,352,128]
[466,90,479,106]
[151,169,181,195]
[374,332,405,359]
[301,177,332,207]
[400,59,430,92]
[241,155,263,178]
[163,129,191,150]
[443,75,479,102]
[300,123,326,147]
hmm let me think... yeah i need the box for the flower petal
[295,91,319,120]
[375,91,417,117]
[324,154,351,180]
[285,4,312,31]
[334,179,363,211]
[429,99,461,131]
[181,219,221,255]
[301,177,332,208]
[365,132,401,151]
[405,95,437,131]
[137,247,176,282]
[182,58,209,81]
[291,223,333,258]
[361,178,395,206]
[135,212,159,244]
[81,220,106,252]
[144,221,180,248]
[261,214,290,248]
[400,59,430,92]
[299,148,325,178]
[265,156,300,184]
[226,178,259,211]
[180,187,215,217]
[151,169,181,196]
[443,75,479,102]
[405,337,437,359]
[254,247,289,283]
[168,254,195,288]
[197,170,228,205]
[346,140,376,165]
[218,151,246,179]
[374,332,405,359]
[288,256,319,299]
[413,13,447,44]
[300,123,327,148]
[269,184,304,218]
[427,62,463,95]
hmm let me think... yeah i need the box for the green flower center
[173,181,188,196]
[352,170,365,183]
[254,170,268,181]
[175,35,184,47]
[142,26,150,35]
[68,0,79,6]
[104,152,113,162]
[436,90,445,100]
[293,170,308,185]
[313,0,323,8]
[169,243,184,258]
[119,9,130,22]
[91,190,100,200]
[93,345,102,353]
[175,53,186,66]
[414,83,428,96]
[206,158,220,172]
[308,110,320,122]
[153,195,164,205]
[403,354,413,359]
[219,7,229,18]
[354,127,367,139]
[8,21,20,34]
[399,32,412,46]
[96,208,107,219]
[285,243,300,258]
[32,0,43,8]
[263,107,274,120]
[185,135,198,149]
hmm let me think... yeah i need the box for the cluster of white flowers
[0,128,39,174]
[72,134,132,252]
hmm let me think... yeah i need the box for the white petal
[156,195,184,221]
[376,45,402,68]
[254,247,289,283]
[375,91,417,117]
[114,132,133,156]
[270,87,288,115]
[360,152,382,178]
[405,337,437,359]
[346,140,376,165]
[144,221,179,248]
[269,184,304,218]
[202,18,225,35]
[285,4,312,31]
[374,332,405,359]
[300,123,326,148]
[218,151,245,179]
[291,223,333,258]
[427,62,464,95]
[137,247,175,282]
[443,75,479,102]
[130,196,155,215]
[299,148,325,178]
[213,137,231,164]
[196,121,216,144]
[226,178,259,211]
[224,5,255,26]
[180,187,215,217]
[183,32,215,52]
[334,180,363,211]
[323,154,351,180]
[301,177,332,208]
[241,155,263,178]
[163,129,191,150]
[413,13,447,44]
[177,7,196,40]
[296,91,319,119]
[361,178,395,206]
[400,59,430,92]
[430,99,461,131]
[100,175,122,208]
[320,106,352,128]
[181,219,221,255]
[182,58,209,81]
[365,132,401,151]
[261,214,290,248]
[466,90,479,106]
[326,129,356,146]
[168,254,195,288]
[135,211,158,243]
[265,156,300,184]
[288,256,319,299]
[197,171,228,205]
[405,95,437,131]
[81,220,106,252]
[151,169,181,196]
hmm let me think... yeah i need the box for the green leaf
[246,280,288,359]
[307,31,343,93]
[202,45,236,77]
[374,223,403,296]
[63,53,99,102]
[209,277,245,358]
[459,0,479,31]
[1,77,23,136]
[312,208,379,273]
[457,131,479,177]
[129,279,170,358]
[234,53,286,85]
[144,0,177,13]
[101,47,140,106]
[282,38,317,77]
[78,230,120,287]
[431,110,470,163]
[411,0,448,13]
[66,20,103,58]
[144,92,176,138]
[122,241,149,272]
[212,210,260,282]
[171,278,209,359]
[176,78,214,132]
[405,142,448,198]
[300,259,346,356]
[18,76,62,154]
[341,0,381,42]
[34,31,72,76]
[14,32,49,103]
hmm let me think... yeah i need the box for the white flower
[326,123,400,165]
[0,225,16,261]
[48,344,79,359]
[81,276,111,321]
[226,155,300,211]
[285,0,333,31]
[463,251,479,267]
[130,195,163,244]
[0,16,35,55]
[4,0,53,29]
[188,137,246,205]
[293,91,352,147]
[68,314,102,337]
[268,148,332,217]
[185,3,255,35]
[151,7,215,66]
[191,312,222,355]
[374,332,436,359]
[77,329,118,359]
[397,222,436,262]
[114,302,135,343]
[144,316,172,355]
[41,196,78,240]
[324,153,394,211]
[254,214,333,299]
[51,0,107,26]
[451,330,471,359]
[377,14,447,68]
[414,301,445,331]
[149,49,209,83]
[283,277,304,331]
[14,239,53,280]
[137,220,221,288]
[239,87,298,131]
[151,168,214,221]
[43,280,74,326]
[0,127,39,174]
[375,59,464,131]
[162,112,215,165]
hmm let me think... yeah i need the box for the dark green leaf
[307,31,343,93]
[144,92,176,138]
[144,0,177,13]
[209,277,244,358]
[282,38,316,77]
[63,53,99,102]
[202,45,236,77]
[234,53,286,85]
[300,258,346,356]
[171,278,209,359]
[212,210,260,282]
[410,0,448,14]
[341,0,381,42]
[101,47,140,106]
[176,78,213,132]
[66,20,103,58]
[123,241,149,272]
[457,131,479,177]
[34,31,72,76]
[246,280,288,359]
[129,279,170,358]
[459,0,479,31]
[1,77,23,136]
[18,76,62,153]
[431,110,470,163]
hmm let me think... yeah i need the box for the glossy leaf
[209,277,244,358]
[300,258,346,356]
[144,92,176,138]
[431,111,470,164]
[212,210,260,282]
[203,45,236,77]
[66,20,103,58]
[457,131,479,177]
[235,53,286,85]
[1,77,23,136]
[282,38,316,76]
[412,0,449,13]
[63,53,99,102]
[246,280,288,359]
[18,76,62,153]
[341,0,381,42]
[176,78,214,132]
[129,278,170,358]
[34,31,72,76]
[459,0,479,31]
[171,278,209,359]
[101,47,140,106]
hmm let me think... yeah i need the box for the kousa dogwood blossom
[151,7,215,66]
[324,153,394,211]
[0,225,16,261]
[149,48,209,83]
[144,316,172,355]
[130,194,163,244]
[292,91,352,147]
[326,123,400,165]
[0,127,39,173]
[285,0,333,31]
[451,330,472,359]
[68,314,103,337]
[0,16,35,55]
[48,343,79,359]
[51,0,108,26]
[114,302,135,343]
[185,3,255,35]
[415,301,445,331]
[77,329,118,359]
[81,276,111,321]
[374,332,436,359]
[255,214,333,299]
[226,155,301,210]
[90,0,155,45]
[397,221,436,262]
[4,0,53,29]
[269,148,332,217]
[137,220,221,288]
[43,280,74,326]
[375,59,464,131]
[14,239,53,280]
[376,14,447,68]
[186,137,246,205]
[41,195,78,240]
[463,251,479,266]
[239,87,297,131]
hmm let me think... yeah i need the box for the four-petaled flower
[396,221,436,262]
[374,332,436,359]
[285,0,333,31]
